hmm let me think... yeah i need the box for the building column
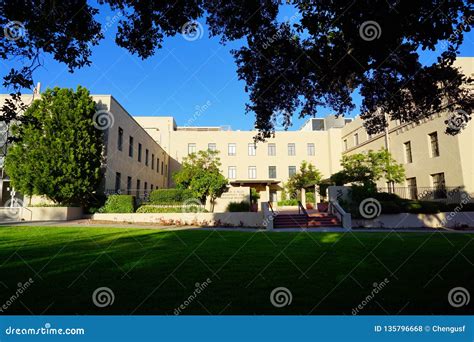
[301,188,306,206]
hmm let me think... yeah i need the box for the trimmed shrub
[278,199,299,206]
[380,201,402,214]
[306,192,315,204]
[373,192,401,202]
[149,189,194,204]
[100,195,135,213]
[136,205,207,213]
[227,201,251,212]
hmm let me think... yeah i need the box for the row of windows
[188,143,316,156]
[405,172,446,199]
[227,166,298,179]
[114,173,159,195]
[117,127,167,176]
[403,132,440,163]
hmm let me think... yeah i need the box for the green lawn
[0,226,472,315]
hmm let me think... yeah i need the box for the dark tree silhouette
[1,1,473,139]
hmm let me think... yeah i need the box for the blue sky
[2,6,473,130]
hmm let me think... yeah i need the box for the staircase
[273,213,341,228]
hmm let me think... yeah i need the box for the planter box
[21,207,83,221]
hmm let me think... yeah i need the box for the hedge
[136,205,207,213]
[278,199,299,206]
[227,201,250,212]
[100,195,135,213]
[149,189,194,204]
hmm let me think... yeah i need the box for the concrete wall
[20,207,83,221]
[92,212,265,227]
[353,212,474,229]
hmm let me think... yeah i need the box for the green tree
[173,150,228,211]
[286,161,322,198]
[331,149,405,188]
[5,87,104,206]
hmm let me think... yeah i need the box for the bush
[227,201,250,212]
[373,192,401,202]
[306,192,315,204]
[380,201,402,214]
[278,199,299,206]
[149,189,194,204]
[100,195,135,213]
[136,205,207,213]
[403,200,441,214]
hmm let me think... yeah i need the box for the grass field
[0,226,472,315]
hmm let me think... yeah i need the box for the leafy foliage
[331,149,405,187]
[226,201,251,212]
[1,1,472,139]
[286,161,322,196]
[136,205,207,213]
[100,195,136,213]
[173,150,228,211]
[149,188,194,204]
[4,87,104,206]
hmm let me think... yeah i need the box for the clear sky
[1,5,473,130]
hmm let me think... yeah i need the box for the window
[115,172,121,192]
[248,143,256,156]
[406,177,417,199]
[127,176,132,195]
[188,143,196,155]
[117,127,123,151]
[268,143,276,156]
[151,184,154,191]
[228,166,236,179]
[343,139,348,151]
[157,158,160,173]
[152,154,155,170]
[228,143,236,156]
[128,136,134,157]
[248,166,257,179]
[136,179,140,197]
[288,143,296,156]
[354,133,359,146]
[404,141,413,163]
[429,132,440,157]
[268,166,276,179]
[161,161,164,175]
[208,143,216,151]
[431,172,446,199]
[138,143,142,162]
[307,143,315,156]
[145,149,149,166]
[144,182,148,192]
[289,166,296,177]
[165,164,168,176]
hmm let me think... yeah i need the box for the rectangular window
[128,136,134,157]
[188,143,196,155]
[151,184,154,191]
[138,143,142,162]
[115,172,121,192]
[307,143,315,156]
[248,143,256,156]
[145,149,149,166]
[118,127,123,151]
[157,158,160,173]
[288,143,296,156]
[343,139,348,151]
[431,172,446,199]
[208,143,216,151]
[404,141,413,163]
[136,179,140,197]
[228,166,236,179]
[165,164,168,176]
[406,177,417,199]
[144,182,147,192]
[127,176,132,195]
[268,166,276,179]
[228,143,236,156]
[151,154,155,170]
[289,166,296,177]
[248,166,257,179]
[268,143,276,156]
[161,161,164,175]
[354,133,359,146]
[429,132,440,157]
